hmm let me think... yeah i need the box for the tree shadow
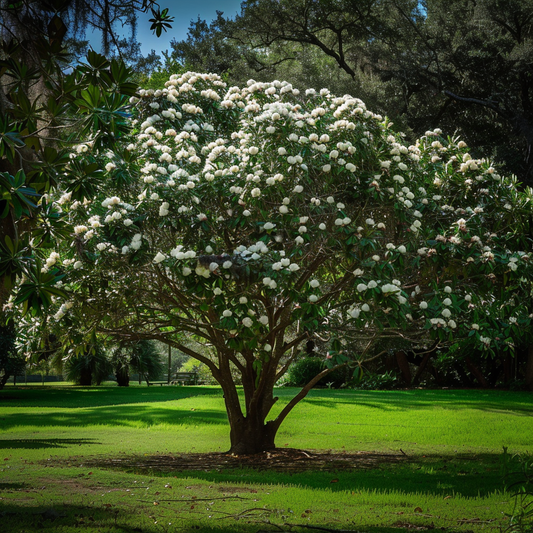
[0,438,100,449]
[297,388,533,414]
[83,450,507,499]
[0,385,222,408]
[0,404,229,430]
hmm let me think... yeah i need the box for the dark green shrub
[287,357,350,388]
[351,370,399,390]
[65,345,112,385]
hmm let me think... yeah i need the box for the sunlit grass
[0,385,531,532]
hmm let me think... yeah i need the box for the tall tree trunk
[396,351,411,385]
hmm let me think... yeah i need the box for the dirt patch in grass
[61,448,409,474]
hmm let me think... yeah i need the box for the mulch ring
[62,448,409,473]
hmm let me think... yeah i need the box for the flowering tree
[39,72,533,453]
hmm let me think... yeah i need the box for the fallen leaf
[414,507,423,513]
[153,502,159,506]
[330,478,339,483]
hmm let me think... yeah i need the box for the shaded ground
[72,448,409,473]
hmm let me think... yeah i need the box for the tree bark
[227,416,277,455]
[465,356,489,388]
[396,351,411,385]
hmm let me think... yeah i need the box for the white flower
[361,303,370,312]
[153,252,166,264]
[223,310,233,317]
[397,245,407,254]
[242,317,253,327]
[213,288,222,295]
[264,343,272,352]
[251,188,261,197]
[289,263,300,272]
[259,315,269,325]
[308,295,318,303]
[365,218,375,226]
[357,283,367,292]
[419,301,428,309]
[441,308,451,318]
[310,279,320,288]
[73,260,83,269]
[444,286,452,294]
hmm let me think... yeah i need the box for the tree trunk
[115,367,129,387]
[228,417,277,455]
[465,356,489,388]
[396,351,411,385]
[79,367,92,386]
[526,346,533,391]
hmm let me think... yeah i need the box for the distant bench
[147,372,199,386]
[171,372,199,385]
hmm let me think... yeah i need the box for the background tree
[170,0,533,184]
[39,72,533,454]
[0,0,173,381]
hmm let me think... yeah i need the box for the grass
[0,385,531,532]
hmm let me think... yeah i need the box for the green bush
[287,357,350,388]
[179,358,217,385]
[351,370,399,390]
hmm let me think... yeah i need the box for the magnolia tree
[36,72,533,453]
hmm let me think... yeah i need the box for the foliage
[172,0,533,185]
[287,357,350,388]
[502,448,533,533]
[64,344,113,386]
[0,323,25,389]
[130,340,164,383]
[350,370,399,390]
[179,357,217,385]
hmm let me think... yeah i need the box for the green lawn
[0,385,531,532]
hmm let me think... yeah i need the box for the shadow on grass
[299,388,533,414]
[0,404,229,430]
[0,482,28,490]
[0,385,222,408]
[86,451,507,499]
[0,500,475,533]
[0,438,100,449]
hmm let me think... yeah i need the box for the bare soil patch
[68,448,408,474]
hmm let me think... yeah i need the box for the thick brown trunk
[228,417,277,455]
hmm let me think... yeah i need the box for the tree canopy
[20,71,533,453]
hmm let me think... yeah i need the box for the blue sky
[135,0,243,55]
